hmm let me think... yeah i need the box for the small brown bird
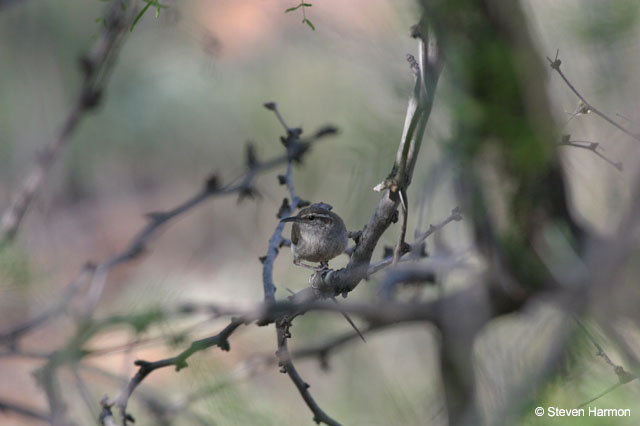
[281,204,366,342]
[280,204,348,271]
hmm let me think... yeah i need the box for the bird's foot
[315,261,330,272]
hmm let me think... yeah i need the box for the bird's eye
[307,215,315,221]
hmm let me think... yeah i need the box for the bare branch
[260,103,341,425]
[276,321,342,426]
[0,1,136,242]
[103,319,243,426]
[559,139,623,171]
[307,21,443,300]
[0,399,49,422]
[548,50,640,142]
[575,319,637,408]
[368,206,463,276]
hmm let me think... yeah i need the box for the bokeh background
[1,1,640,425]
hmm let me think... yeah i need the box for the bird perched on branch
[280,203,348,271]
[281,203,366,342]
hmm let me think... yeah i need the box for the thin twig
[559,139,622,171]
[575,318,637,408]
[577,382,625,408]
[0,119,335,342]
[368,207,462,275]
[547,50,640,142]
[104,319,243,426]
[276,321,342,426]
[0,399,49,422]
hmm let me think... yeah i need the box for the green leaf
[301,3,313,6]
[130,1,152,32]
[303,18,315,31]
[285,4,302,13]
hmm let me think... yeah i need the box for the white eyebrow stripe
[301,213,332,220]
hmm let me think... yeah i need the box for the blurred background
[1,0,639,425]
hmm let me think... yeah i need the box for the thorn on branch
[263,102,276,111]
[319,352,329,371]
[287,140,311,163]
[298,199,311,208]
[277,198,291,219]
[205,174,219,193]
[217,339,231,352]
[313,125,338,138]
[409,24,422,39]
[280,239,291,248]
[547,48,562,70]
[145,211,168,222]
[259,255,267,264]
[81,89,102,110]
[79,55,94,76]
[347,230,361,243]
[133,360,151,369]
[451,206,463,221]
[246,143,258,168]
[614,366,636,384]
[390,209,399,224]
[237,186,260,203]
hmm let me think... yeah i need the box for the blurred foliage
[0,244,31,289]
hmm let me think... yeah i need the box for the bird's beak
[280,216,298,223]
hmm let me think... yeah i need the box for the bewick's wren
[281,204,365,342]
[280,205,348,271]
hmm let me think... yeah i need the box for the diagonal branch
[559,139,623,171]
[0,0,136,242]
[305,18,443,301]
[103,319,243,426]
[0,118,336,343]
[547,50,640,142]
[0,399,49,423]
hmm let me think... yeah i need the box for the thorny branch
[9,4,639,426]
[1,104,335,425]
[102,319,243,425]
[575,319,636,408]
[260,102,341,426]
[548,49,640,142]
[559,138,623,171]
[0,0,135,243]
[304,18,443,302]
[369,206,463,276]
[0,114,335,348]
